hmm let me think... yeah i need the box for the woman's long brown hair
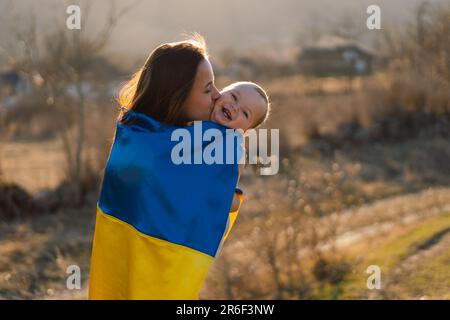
[118,35,208,126]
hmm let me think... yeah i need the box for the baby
[210,81,270,211]
[210,81,270,132]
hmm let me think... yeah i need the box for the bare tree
[0,109,12,183]
[2,0,141,202]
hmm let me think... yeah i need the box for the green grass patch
[337,212,450,299]
[392,239,450,299]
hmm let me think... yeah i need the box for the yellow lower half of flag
[88,208,214,300]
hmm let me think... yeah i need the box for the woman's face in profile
[182,58,221,122]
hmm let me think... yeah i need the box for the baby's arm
[230,191,241,212]
[230,188,243,212]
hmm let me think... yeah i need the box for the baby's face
[210,84,267,131]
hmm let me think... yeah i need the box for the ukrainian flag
[89,110,243,300]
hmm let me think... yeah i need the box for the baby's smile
[221,105,233,121]
[209,103,233,124]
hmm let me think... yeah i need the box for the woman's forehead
[197,59,214,79]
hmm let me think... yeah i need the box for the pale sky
[0,0,447,67]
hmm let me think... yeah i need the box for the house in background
[0,71,30,94]
[298,36,375,77]
[0,70,31,108]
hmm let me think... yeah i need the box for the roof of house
[0,71,21,86]
[301,35,376,56]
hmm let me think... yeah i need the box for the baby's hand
[230,188,243,212]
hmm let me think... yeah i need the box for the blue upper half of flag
[98,110,242,257]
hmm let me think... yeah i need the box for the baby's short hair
[223,81,271,129]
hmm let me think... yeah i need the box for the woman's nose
[212,87,221,101]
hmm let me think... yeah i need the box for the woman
[88,35,243,300]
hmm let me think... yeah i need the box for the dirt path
[228,187,450,257]
[225,188,450,272]
[327,203,450,250]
